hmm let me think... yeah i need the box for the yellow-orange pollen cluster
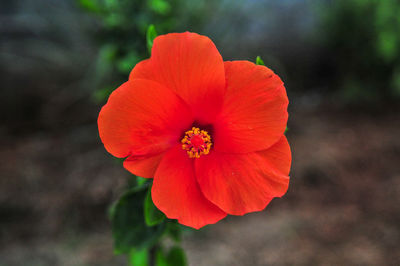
[181,127,212,158]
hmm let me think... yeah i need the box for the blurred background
[1,0,400,265]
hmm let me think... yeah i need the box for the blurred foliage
[109,183,166,254]
[156,246,187,266]
[109,179,187,265]
[129,248,148,266]
[78,0,181,102]
[322,0,400,104]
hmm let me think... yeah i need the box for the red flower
[98,32,291,229]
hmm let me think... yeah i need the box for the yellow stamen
[181,127,212,158]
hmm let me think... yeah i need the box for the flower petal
[98,79,193,158]
[195,136,291,215]
[213,61,289,153]
[130,32,225,124]
[123,153,165,178]
[152,145,226,229]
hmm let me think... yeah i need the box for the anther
[181,127,212,158]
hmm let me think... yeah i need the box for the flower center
[181,127,212,158]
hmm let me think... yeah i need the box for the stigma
[181,127,212,158]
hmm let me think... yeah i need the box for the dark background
[1,0,399,265]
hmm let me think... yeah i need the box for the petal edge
[152,145,227,229]
[213,61,289,153]
[195,136,291,215]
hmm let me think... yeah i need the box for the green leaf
[129,248,148,266]
[78,0,102,13]
[156,246,187,266]
[166,222,182,243]
[144,187,166,226]
[377,30,398,62]
[255,56,265,66]
[284,127,288,134]
[111,185,166,254]
[136,176,148,187]
[166,246,187,266]
[147,24,158,55]
[148,0,171,15]
[155,248,169,266]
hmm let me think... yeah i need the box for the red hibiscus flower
[98,32,291,229]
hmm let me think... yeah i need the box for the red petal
[130,32,225,124]
[98,79,193,159]
[195,136,291,215]
[152,145,226,229]
[123,153,165,178]
[213,61,289,153]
